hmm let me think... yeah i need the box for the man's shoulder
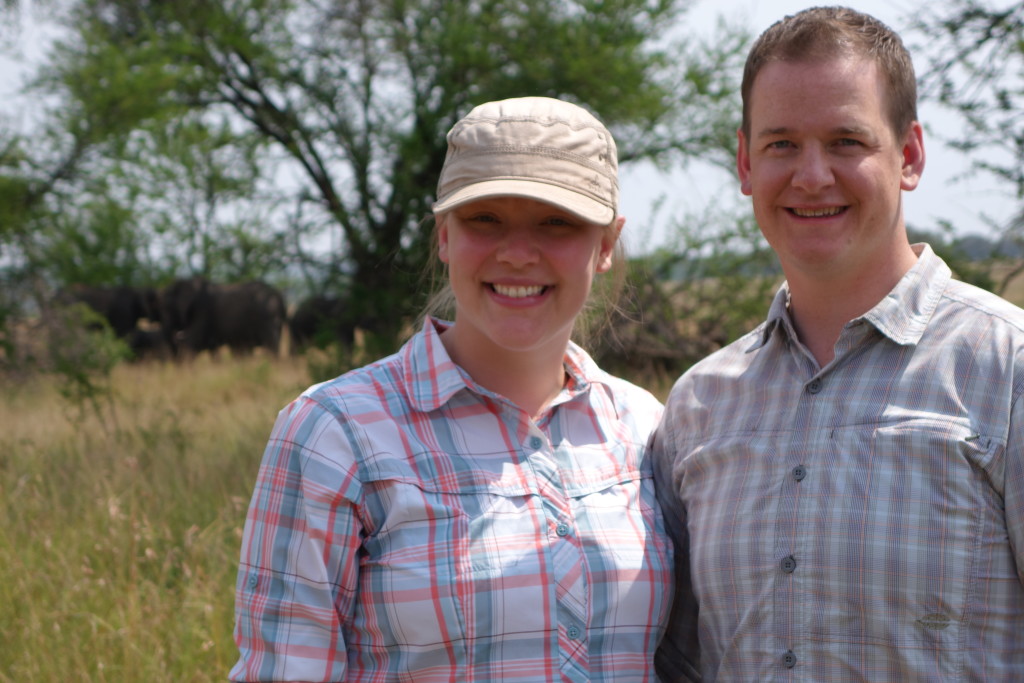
[940,278,1024,335]
[689,323,770,372]
[665,322,772,398]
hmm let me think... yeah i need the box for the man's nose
[791,145,835,192]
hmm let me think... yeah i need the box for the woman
[230,96,672,682]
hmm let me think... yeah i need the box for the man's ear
[736,128,753,197]
[900,121,925,192]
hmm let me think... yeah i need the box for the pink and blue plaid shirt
[230,319,671,682]
[654,244,1024,681]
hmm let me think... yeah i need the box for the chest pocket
[351,445,668,649]
[812,419,999,651]
[352,450,543,648]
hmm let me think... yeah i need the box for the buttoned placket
[522,421,590,680]
[775,331,832,674]
[773,321,874,673]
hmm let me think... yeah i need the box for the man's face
[736,56,924,285]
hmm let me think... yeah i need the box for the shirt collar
[749,243,950,351]
[861,243,949,346]
[401,317,468,412]
[402,317,615,416]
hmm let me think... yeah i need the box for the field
[0,342,680,681]
[0,355,312,681]
[991,260,1024,308]
[3,262,1022,681]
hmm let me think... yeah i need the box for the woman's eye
[545,213,585,229]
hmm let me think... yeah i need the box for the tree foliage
[915,0,1024,287]
[1,0,748,353]
[592,205,779,378]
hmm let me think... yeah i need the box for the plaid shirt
[654,244,1024,682]
[230,319,671,682]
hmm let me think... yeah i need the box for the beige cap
[432,97,619,225]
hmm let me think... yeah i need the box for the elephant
[126,326,172,361]
[159,277,286,357]
[55,284,160,338]
[287,295,356,353]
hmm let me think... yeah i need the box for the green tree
[3,0,746,351]
[915,0,1024,291]
[592,204,779,378]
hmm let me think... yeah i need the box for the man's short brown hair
[741,6,918,142]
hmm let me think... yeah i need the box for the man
[653,6,1024,681]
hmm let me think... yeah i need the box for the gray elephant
[287,295,356,353]
[159,277,286,357]
[55,284,160,338]
[126,327,172,362]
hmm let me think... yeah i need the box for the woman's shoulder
[299,351,408,417]
[594,368,662,407]
[568,344,664,425]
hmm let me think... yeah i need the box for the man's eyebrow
[755,126,792,138]
[754,125,871,138]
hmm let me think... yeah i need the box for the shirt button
[567,625,581,640]
[781,555,797,573]
[247,573,258,589]
[793,465,807,481]
[529,436,543,450]
[807,379,822,394]
[783,650,797,668]
[555,523,570,537]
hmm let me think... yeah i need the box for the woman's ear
[596,215,625,273]
[436,213,450,264]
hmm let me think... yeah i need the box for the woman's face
[437,196,620,361]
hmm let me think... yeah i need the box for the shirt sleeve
[650,407,702,683]
[230,396,364,682]
[1008,386,1024,587]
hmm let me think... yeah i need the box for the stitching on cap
[445,175,614,204]
[455,145,614,176]
[451,115,614,156]
[465,113,606,135]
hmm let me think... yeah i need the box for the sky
[618,0,1018,251]
[0,0,1016,253]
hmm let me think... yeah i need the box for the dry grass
[0,346,676,681]
[991,260,1024,307]
[5,264,1022,680]
[0,355,311,682]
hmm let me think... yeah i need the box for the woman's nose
[496,228,541,266]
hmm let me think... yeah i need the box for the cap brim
[432,179,614,225]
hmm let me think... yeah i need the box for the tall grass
[0,355,310,682]
[0,346,676,681]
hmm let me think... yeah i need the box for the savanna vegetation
[4,261,1024,681]
[2,0,1024,679]
[0,355,309,680]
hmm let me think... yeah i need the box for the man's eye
[469,214,498,223]
[767,140,793,150]
[837,138,860,146]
